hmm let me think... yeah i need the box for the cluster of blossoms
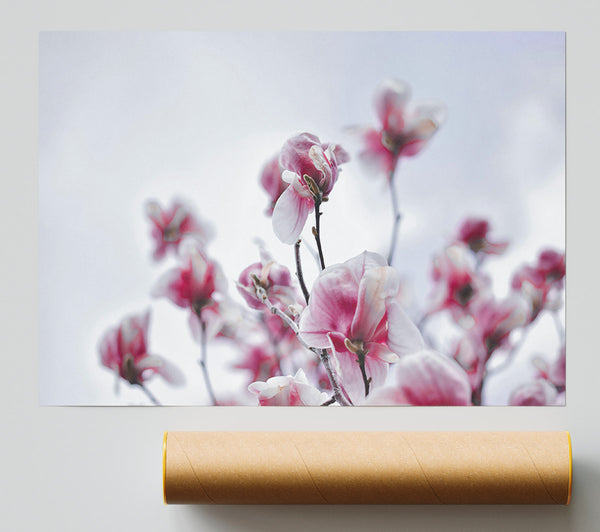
[98,79,564,406]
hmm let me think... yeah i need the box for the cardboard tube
[163,431,572,505]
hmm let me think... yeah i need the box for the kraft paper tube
[163,431,572,505]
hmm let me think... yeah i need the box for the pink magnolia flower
[237,250,300,312]
[248,369,328,406]
[512,249,565,323]
[145,200,213,260]
[234,344,282,383]
[360,79,445,176]
[509,379,558,406]
[369,350,472,406]
[429,244,487,318]
[260,155,287,216]
[537,249,566,281]
[470,296,528,354]
[272,132,349,244]
[188,296,254,343]
[453,296,528,393]
[99,310,184,388]
[153,243,225,318]
[299,251,424,401]
[456,217,508,255]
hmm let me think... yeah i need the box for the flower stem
[294,239,310,305]
[387,162,402,266]
[198,319,218,406]
[474,326,533,404]
[471,382,483,406]
[356,351,371,397]
[312,198,326,270]
[138,383,161,406]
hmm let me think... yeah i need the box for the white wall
[2,1,598,531]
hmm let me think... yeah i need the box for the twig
[312,198,326,270]
[319,348,351,406]
[198,319,218,405]
[476,326,532,403]
[321,397,336,406]
[294,239,310,305]
[387,161,401,266]
[138,383,161,406]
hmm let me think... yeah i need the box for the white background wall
[2,1,599,531]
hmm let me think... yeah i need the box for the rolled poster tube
[163,431,572,505]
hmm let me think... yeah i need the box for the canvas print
[39,32,565,406]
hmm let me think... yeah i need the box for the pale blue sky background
[39,32,565,405]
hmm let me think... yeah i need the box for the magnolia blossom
[456,217,508,255]
[260,155,287,216]
[454,296,528,393]
[248,369,329,406]
[153,243,225,318]
[99,311,184,388]
[537,249,566,280]
[145,200,213,260]
[235,344,282,383]
[470,296,528,354]
[187,296,255,344]
[272,132,349,244]
[429,244,487,318]
[512,249,565,323]
[299,251,424,401]
[360,79,445,176]
[509,379,558,406]
[237,249,300,312]
[369,350,471,406]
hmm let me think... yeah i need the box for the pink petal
[385,299,424,356]
[152,268,187,308]
[393,350,471,406]
[351,266,400,341]
[486,241,509,255]
[138,355,186,386]
[299,264,360,348]
[365,341,399,363]
[399,138,428,157]
[272,185,313,244]
[359,128,396,176]
[375,79,411,129]
[279,132,322,178]
[344,250,388,283]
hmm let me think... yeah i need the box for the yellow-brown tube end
[162,431,168,505]
[567,431,572,505]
